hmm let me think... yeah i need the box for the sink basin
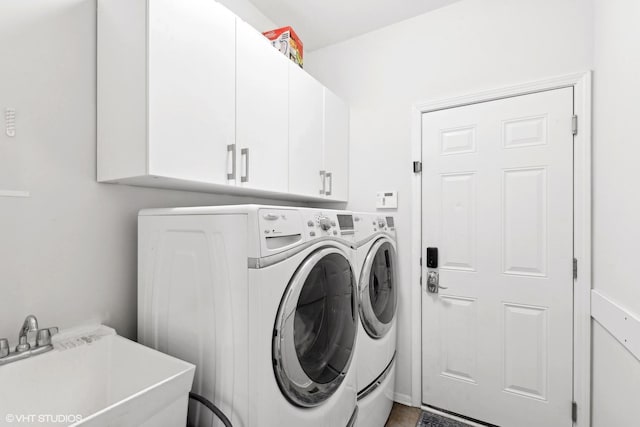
[0,326,195,427]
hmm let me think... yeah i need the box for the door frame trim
[410,71,592,427]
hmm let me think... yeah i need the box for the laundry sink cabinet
[97,0,349,203]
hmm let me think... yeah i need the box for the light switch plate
[376,191,398,209]
[5,108,16,137]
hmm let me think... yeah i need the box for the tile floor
[385,403,423,427]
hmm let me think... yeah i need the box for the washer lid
[273,246,357,407]
[359,238,398,339]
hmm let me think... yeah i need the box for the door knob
[426,271,448,293]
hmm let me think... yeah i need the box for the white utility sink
[0,326,195,427]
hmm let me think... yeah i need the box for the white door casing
[421,88,574,427]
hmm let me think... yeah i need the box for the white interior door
[236,20,289,192]
[421,88,574,427]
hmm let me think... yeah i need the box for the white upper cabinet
[322,89,350,201]
[148,0,236,184]
[98,0,349,202]
[98,0,235,185]
[288,63,325,198]
[236,20,289,193]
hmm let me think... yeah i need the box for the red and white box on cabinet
[263,26,303,68]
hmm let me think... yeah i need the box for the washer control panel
[257,209,358,257]
[259,209,302,235]
[303,211,353,240]
[258,209,304,256]
[318,215,332,231]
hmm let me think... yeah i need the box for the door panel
[503,167,548,276]
[288,64,324,197]
[323,89,350,201]
[439,295,477,384]
[236,20,289,192]
[421,88,574,427]
[503,303,548,400]
[147,0,236,184]
[440,173,476,271]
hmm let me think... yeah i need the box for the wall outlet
[376,191,398,209]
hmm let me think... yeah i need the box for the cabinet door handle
[319,170,326,195]
[241,148,249,183]
[325,172,333,196]
[227,144,236,180]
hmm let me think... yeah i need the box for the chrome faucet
[0,315,58,366]
[16,314,38,352]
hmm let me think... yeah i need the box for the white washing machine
[138,205,359,427]
[352,213,398,427]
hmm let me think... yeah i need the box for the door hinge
[413,161,422,173]
[572,401,578,423]
[419,257,422,266]
[572,115,578,136]
[573,258,578,279]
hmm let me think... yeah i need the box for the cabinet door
[323,89,349,201]
[236,20,289,192]
[288,63,324,197]
[147,0,236,184]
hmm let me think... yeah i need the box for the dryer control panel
[353,214,396,241]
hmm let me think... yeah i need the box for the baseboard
[392,392,413,407]
[591,289,640,361]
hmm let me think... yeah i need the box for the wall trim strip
[0,190,30,198]
[592,289,640,362]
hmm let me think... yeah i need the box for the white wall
[216,0,276,32]
[0,0,299,344]
[5,0,640,422]
[591,0,640,424]
[306,0,593,402]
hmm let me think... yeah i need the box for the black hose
[187,392,233,427]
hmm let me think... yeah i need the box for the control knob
[318,216,332,231]
[377,218,386,228]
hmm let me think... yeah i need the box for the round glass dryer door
[273,246,357,407]
[359,238,398,339]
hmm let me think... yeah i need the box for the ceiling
[249,0,461,51]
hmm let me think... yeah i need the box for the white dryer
[352,213,398,427]
[138,205,359,427]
